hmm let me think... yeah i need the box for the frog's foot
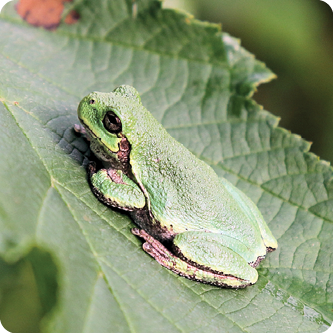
[131,228,254,288]
[74,124,90,140]
[90,169,146,210]
[249,255,266,268]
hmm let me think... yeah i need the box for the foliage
[0,0,332,332]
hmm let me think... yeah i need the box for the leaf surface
[0,1,332,332]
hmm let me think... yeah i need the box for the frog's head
[77,85,144,158]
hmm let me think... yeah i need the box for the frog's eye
[89,99,95,105]
[103,111,122,134]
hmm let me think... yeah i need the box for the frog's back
[126,103,276,253]
[129,120,262,249]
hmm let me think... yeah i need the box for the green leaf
[0,1,332,332]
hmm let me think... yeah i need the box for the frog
[76,85,278,288]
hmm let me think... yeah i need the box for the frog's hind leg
[132,228,256,288]
[219,177,278,251]
[172,231,258,285]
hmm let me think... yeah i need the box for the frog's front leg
[89,163,146,210]
[132,228,257,288]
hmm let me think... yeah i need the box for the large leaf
[0,0,332,332]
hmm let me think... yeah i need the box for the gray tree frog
[76,85,277,288]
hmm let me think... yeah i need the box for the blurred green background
[165,0,333,164]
